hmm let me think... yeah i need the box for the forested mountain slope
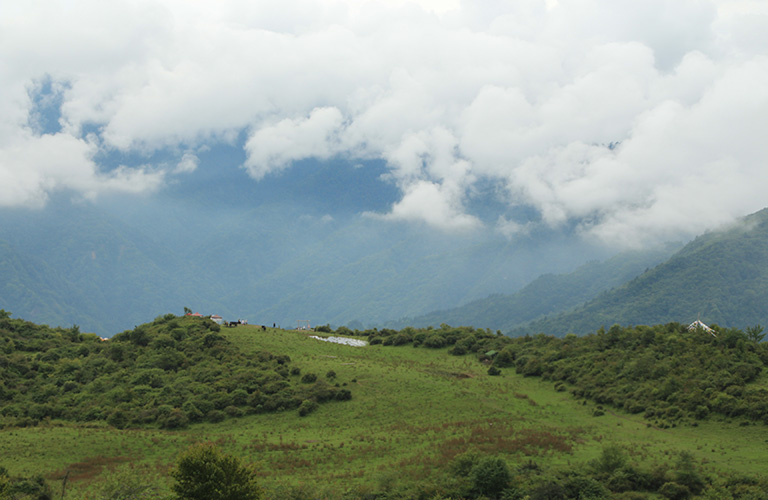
[0,241,92,329]
[517,208,768,335]
[389,245,679,331]
[0,203,220,333]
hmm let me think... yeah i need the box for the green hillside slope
[518,208,768,335]
[389,245,679,331]
[1,315,768,499]
[0,312,348,429]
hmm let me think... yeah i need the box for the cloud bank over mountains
[2,0,767,246]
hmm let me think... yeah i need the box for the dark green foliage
[469,457,511,498]
[360,320,768,425]
[590,445,627,476]
[670,452,705,496]
[529,481,567,500]
[658,481,691,500]
[494,324,766,425]
[298,399,319,417]
[0,314,352,429]
[171,443,260,500]
[746,324,766,343]
[423,334,446,348]
[0,466,52,500]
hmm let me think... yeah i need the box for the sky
[2,0,767,248]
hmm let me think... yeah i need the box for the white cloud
[0,131,164,207]
[243,107,345,179]
[174,152,199,174]
[370,180,481,231]
[0,0,766,244]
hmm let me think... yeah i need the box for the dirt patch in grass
[48,455,132,483]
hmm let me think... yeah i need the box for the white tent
[687,320,716,337]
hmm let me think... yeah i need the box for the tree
[746,324,765,343]
[171,443,260,500]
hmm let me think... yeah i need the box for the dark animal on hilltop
[228,321,239,327]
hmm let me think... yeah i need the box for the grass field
[2,325,767,497]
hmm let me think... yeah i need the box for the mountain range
[403,208,768,335]
[2,163,767,337]
[0,161,607,336]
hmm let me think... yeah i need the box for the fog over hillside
[1,1,766,333]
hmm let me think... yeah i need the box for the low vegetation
[1,313,768,499]
[0,311,350,430]
[352,321,768,427]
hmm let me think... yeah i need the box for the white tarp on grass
[309,335,367,347]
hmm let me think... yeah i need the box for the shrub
[107,409,129,429]
[590,445,627,476]
[530,481,567,500]
[171,443,260,500]
[335,389,352,401]
[298,399,319,417]
[563,476,609,499]
[658,481,691,500]
[160,408,189,429]
[488,366,501,376]
[495,346,516,367]
[301,373,318,384]
[424,335,446,349]
[392,333,412,346]
[450,344,467,356]
[206,409,226,423]
[181,402,204,422]
[469,457,511,498]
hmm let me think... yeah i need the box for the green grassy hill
[2,314,767,499]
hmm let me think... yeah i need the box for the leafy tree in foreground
[469,456,511,499]
[171,443,260,500]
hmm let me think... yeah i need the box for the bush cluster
[335,320,768,426]
[0,311,351,429]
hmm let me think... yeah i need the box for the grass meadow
[2,325,767,497]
